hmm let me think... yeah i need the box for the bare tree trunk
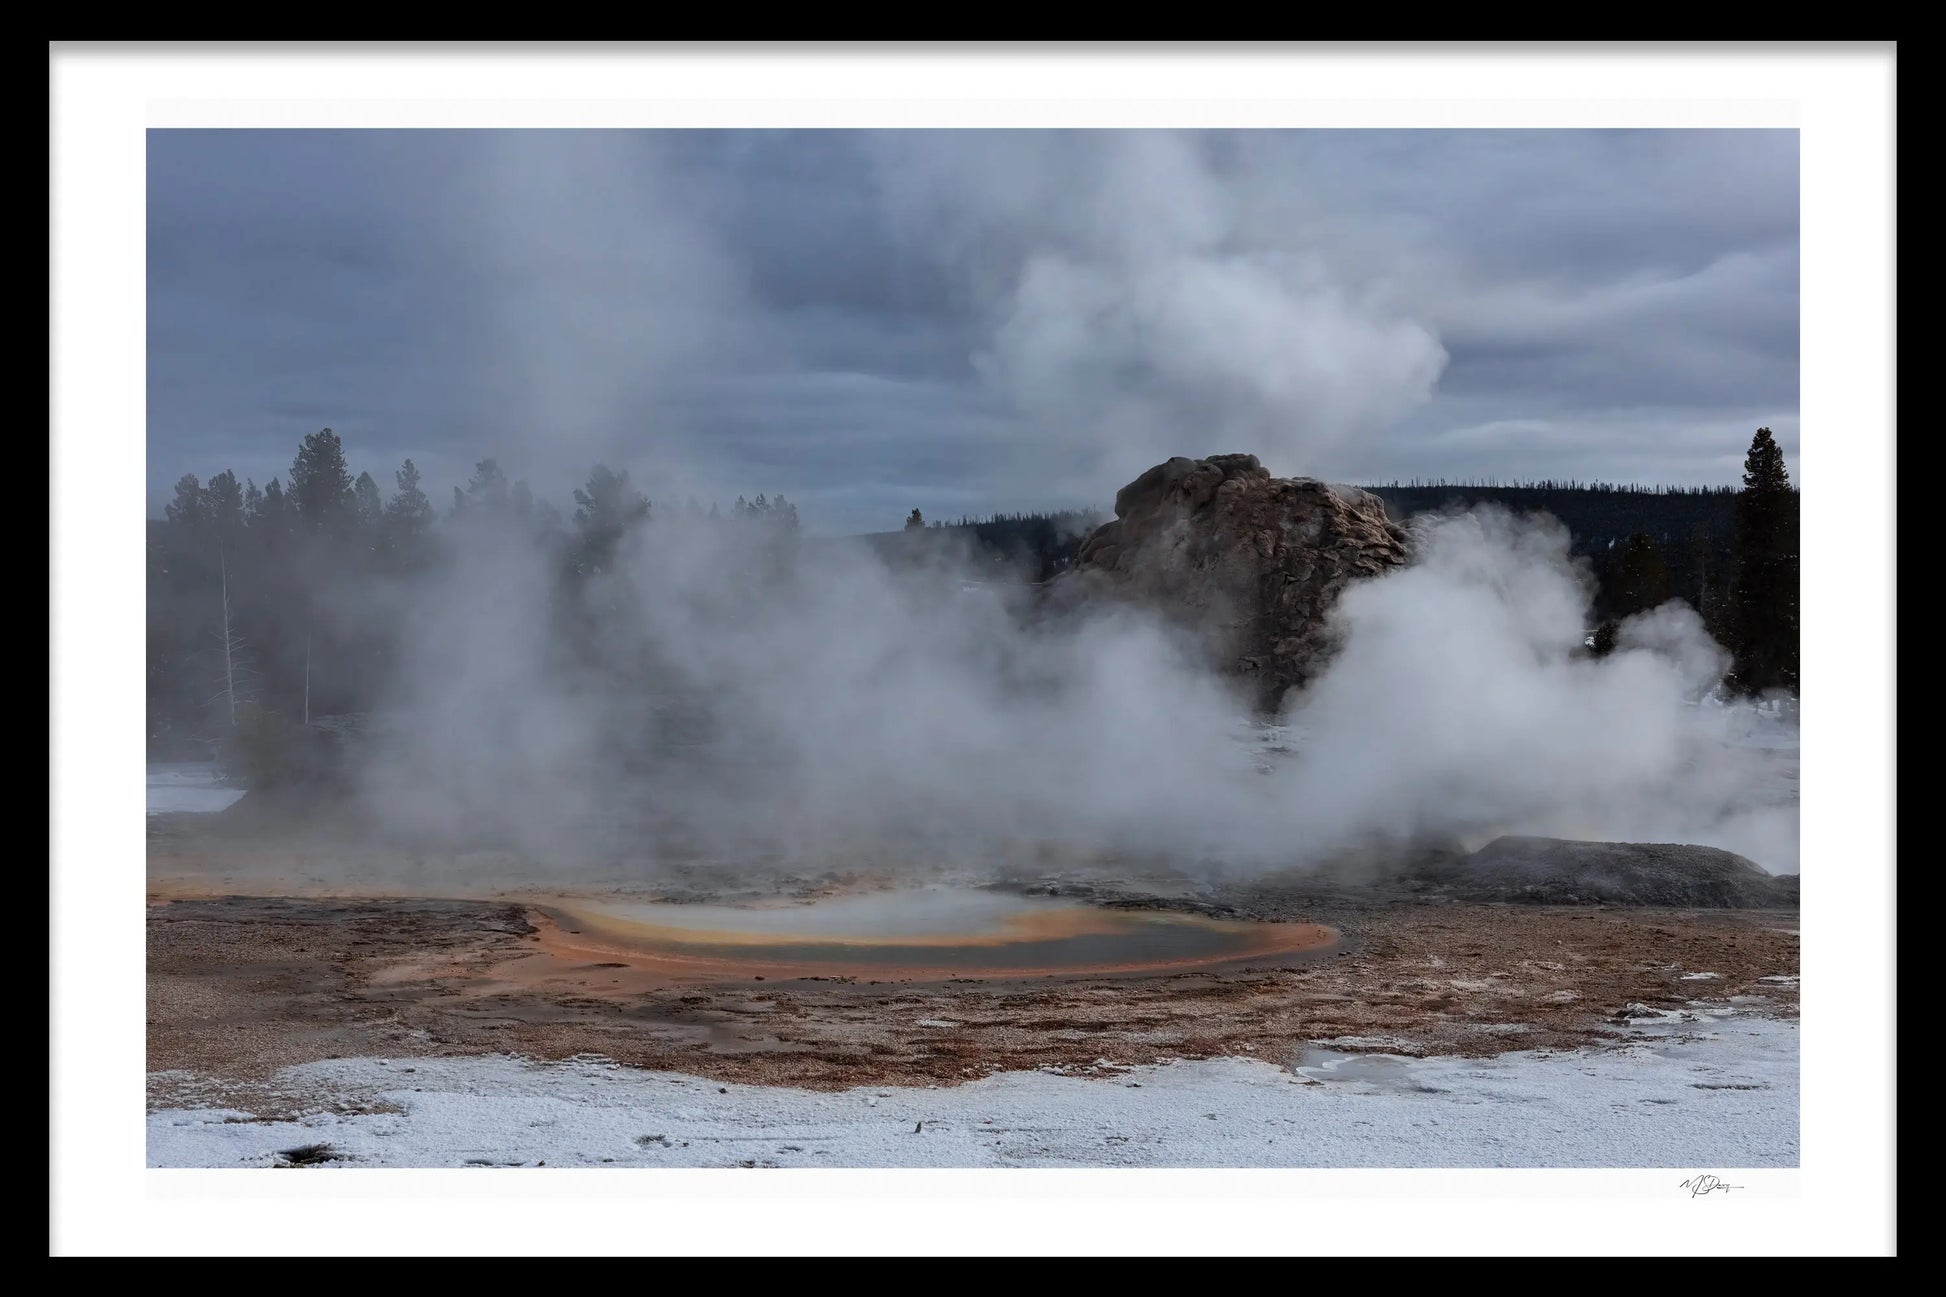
[220,547,237,730]
[304,630,311,726]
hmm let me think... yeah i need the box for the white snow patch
[147,762,245,815]
[148,1017,1798,1169]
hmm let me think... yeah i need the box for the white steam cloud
[1269,510,1796,870]
[869,132,1448,494]
[356,504,1795,885]
[337,132,1791,891]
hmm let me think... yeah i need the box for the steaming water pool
[536,886,1337,980]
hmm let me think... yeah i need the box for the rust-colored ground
[513,906,1341,983]
[147,890,1798,1102]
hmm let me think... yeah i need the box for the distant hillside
[858,509,1107,583]
[1367,480,1740,549]
[863,481,1796,641]
[1365,481,1795,630]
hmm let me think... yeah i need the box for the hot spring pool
[532,887,1337,982]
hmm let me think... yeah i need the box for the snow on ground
[149,1011,1796,1169]
[147,762,245,816]
[1708,695,1800,753]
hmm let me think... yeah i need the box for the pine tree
[289,428,354,531]
[1613,532,1674,618]
[253,477,291,537]
[384,458,435,547]
[728,491,799,531]
[165,474,206,530]
[1729,427,1799,694]
[284,430,358,722]
[205,470,246,542]
[1688,519,1727,644]
[462,459,509,514]
[905,508,924,531]
[352,471,383,524]
[572,464,649,575]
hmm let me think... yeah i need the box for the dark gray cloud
[148,129,1798,533]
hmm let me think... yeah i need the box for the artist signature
[1678,1174,1744,1197]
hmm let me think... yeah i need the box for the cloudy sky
[148,129,1798,534]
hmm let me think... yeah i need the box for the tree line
[884,429,1799,695]
[871,507,1108,583]
[1367,428,1799,694]
[147,430,799,760]
[150,425,1799,765]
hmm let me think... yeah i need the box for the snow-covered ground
[149,1010,1795,1169]
[1707,694,1800,752]
[147,762,244,816]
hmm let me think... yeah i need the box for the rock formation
[1060,453,1408,706]
[1416,836,1799,908]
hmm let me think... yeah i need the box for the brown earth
[147,890,1798,1110]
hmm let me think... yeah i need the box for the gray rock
[1411,836,1798,908]
[1055,453,1408,707]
